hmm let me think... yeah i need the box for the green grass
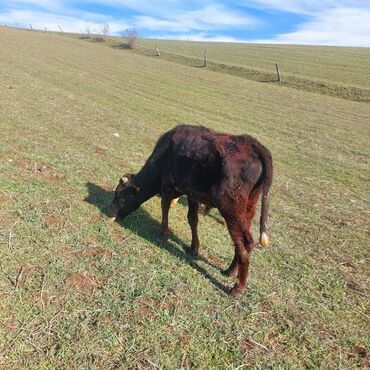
[133,46,370,102]
[77,35,370,102]
[0,26,369,368]
[139,38,370,89]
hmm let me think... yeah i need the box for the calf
[109,125,273,296]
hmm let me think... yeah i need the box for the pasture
[137,39,370,102]
[139,38,370,90]
[0,26,369,368]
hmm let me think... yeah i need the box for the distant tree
[84,26,91,39]
[125,28,138,49]
[91,27,103,41]
[91,24,109,42]
[102,23,109,41]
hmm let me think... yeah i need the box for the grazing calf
[108,125,273,296]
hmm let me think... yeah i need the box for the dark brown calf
[109,125,273,296]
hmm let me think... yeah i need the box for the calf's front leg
[160,195,172,240]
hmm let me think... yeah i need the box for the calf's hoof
[187,247,199,258]
[222,267,237,277]
[229,285,244,297]
[159,232,169,241]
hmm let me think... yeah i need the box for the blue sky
[1,1,369,46]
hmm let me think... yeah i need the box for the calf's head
[108,174,141,221]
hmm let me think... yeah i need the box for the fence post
[275,63,282,82]
[204,49,208,67]
[155,46,160,56]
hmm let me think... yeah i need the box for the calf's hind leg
[222,247,238,277]
[222,213,254,296]
[223,189,261,278]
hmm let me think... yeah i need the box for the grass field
[0,26,369,368]
[77,35,370,102]
[139,38,370,89]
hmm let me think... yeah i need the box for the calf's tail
[253,143,273,248]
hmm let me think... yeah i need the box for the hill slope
[0,27,369,368]
[77,35,370,101]
[140,38,370,90]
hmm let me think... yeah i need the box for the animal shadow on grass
[85,182,229,294]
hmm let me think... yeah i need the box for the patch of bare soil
[176,329,191,349]
[16,160,65,183]
[0,195,11,204]
[340,261,355,269]
[242,338,256,351]
[350,345,369,368]
[133,296,160,320]
[43,215,65,228]
[288,224,309,234]
[262,331,289,357]
[77,247,112,260]
[257,300,280,322]
[85,214,105,223]
[16,159,28,168]
[207,255,221,265]
[139,295,161,307]
[0,291,9,300]
[37,292,60,307]
[65,272,98,292]
[76,169,94,178]
[133,295,175,321]
[5,145,22,156]
[95,148,106,157]
[3,314,18,333]
[314,325,332,337]
[112,229,127,241]
[346,279,366,295]
[58,246,112,261]
[35,164,65,179]
[98,315,114,325]
[0,215,17,230]
[57,246,75,257]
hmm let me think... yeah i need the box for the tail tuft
[259,231,270,248]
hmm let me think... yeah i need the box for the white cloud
[254,7,370,47]
[0,9,129,33]
[187,5,257,28]
[3,0,61,9]
[246,1,367,15]
[1,0,370,46]
[134,16,187,32]
[148,32,242,42]
[0,2,258,36]
[135,5,258,32]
